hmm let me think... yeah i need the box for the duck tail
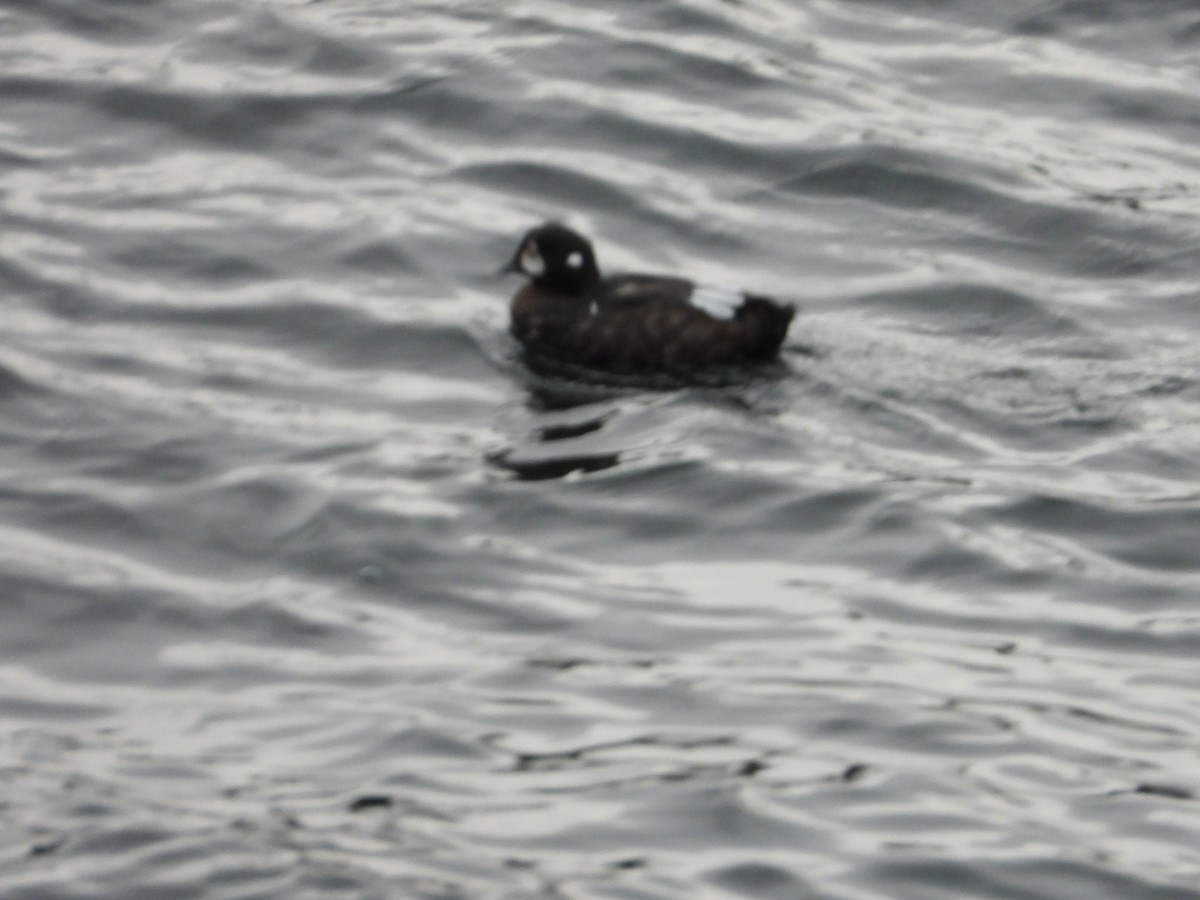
[738,295,796,360]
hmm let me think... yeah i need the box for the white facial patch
[566,251,583,269]
[519,241,545,277]
[689,285,744,321]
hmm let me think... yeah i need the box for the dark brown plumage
[505,223,794,374]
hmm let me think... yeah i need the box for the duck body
[506,223,795,374]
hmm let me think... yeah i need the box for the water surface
[2,1,1200,897]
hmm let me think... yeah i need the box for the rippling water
[3,1,1200,897]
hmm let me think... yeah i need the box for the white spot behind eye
[566,251,583,269]
[689,285,743,321]
[520,242,545,277]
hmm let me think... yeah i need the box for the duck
[504,223,794,374]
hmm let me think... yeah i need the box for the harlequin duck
[504,223,795,374]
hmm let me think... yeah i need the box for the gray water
[3,1,1200,897]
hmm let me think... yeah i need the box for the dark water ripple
[3,0,1200,897]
